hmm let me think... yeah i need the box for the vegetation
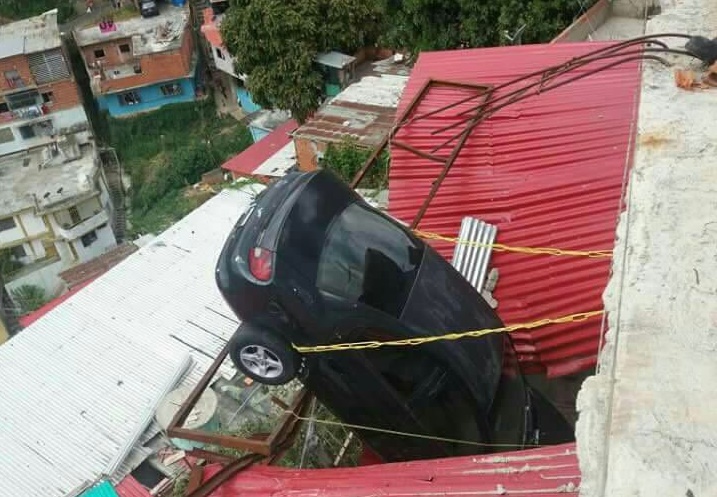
[221,0,385,123]
[0,0,76,23]
[105,100,252,237]
[322,137,389,189]
[219,0,595,119]
[0,249,22,278]
[10,284,46,315]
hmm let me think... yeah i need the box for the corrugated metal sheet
[81,481,119,497]
[115,476,151,497]
[389,43,642,377]
[451,217,498,293]
[222,120,298,177]
[0,188,260,497]
[205,443,579,496]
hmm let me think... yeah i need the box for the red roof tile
[59,242,138,290]
[389,43,641,377]
[204,443,579,496]
[115,475,151,497]
[222,119,298,176]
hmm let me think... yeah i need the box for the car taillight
[249,247,273,281]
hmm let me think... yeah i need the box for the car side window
[316,202,423,317]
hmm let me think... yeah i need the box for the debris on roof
[389,42,643,377]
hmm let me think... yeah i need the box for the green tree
[220,0,384,123]
[0,0,76,23]
[322,136,389,189]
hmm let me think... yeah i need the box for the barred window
[28,49,71,84]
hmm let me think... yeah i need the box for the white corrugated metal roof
[0,187,260,497]
[0,9,62,59]
[252,142,296,178]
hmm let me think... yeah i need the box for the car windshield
[317,202,423,317]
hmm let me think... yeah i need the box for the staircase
[100,148,127,243]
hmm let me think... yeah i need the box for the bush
[11,285,46,315]
[322,137,389,189]
[0,0,76,23]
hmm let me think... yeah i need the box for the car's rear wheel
[229,324,298,385]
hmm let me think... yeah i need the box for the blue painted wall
[249,126,270,143]
[98,76,196,117]
[237,87,261,113]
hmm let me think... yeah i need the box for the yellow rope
[293,310,604,353]
[413,229,613,259]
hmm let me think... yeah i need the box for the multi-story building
[74,2,199,117]
[0,10,89,156]
[0,10,117,300]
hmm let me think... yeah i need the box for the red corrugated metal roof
[389,43,641,377]
[205,443,579,496]
[18,278,95,328]
[115,475,151,497]
[221,119,298,177]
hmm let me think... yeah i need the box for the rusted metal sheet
[388,42,644,377]
[201,443,580,497]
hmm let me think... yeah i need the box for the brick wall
[81,26,195,95]
[0,55,34,92]
[294,137,326,172]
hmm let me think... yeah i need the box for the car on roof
[216,170,573,462]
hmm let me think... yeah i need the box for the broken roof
[293,74,408,147]
[222,119,298,177]
[0,188,260,496]
[74,5,189,56]
[203,443,580,496]
[0,9,61,59]
[389,42,642,377]
[0,137,99,217]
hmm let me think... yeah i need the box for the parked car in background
[216,170,573,462]
[139,0,160,17]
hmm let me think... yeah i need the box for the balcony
[56,210,109,241]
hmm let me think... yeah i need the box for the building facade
[74,3,198,117]
[0,10,117,302]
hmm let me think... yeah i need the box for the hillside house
[74,2,199,117]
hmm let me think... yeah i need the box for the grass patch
[108,100,253,236]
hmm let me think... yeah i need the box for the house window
[28,49,71,84]
[0,217,16,232]
[4,70,25,88]
[18,124,36,139]
[160,83,183,97]
[81,230,98,247]
[0,128,13,144]
[215,47,225,60]
[118,90,141,106]
[10,245,26,259]
[68,206,81,225]
[0,102,8,113]
[6,89,40,110]
[94,48,106,59]
[41,92,54,104]
[119,43,131,54]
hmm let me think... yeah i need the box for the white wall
[5,258,66,299]
[71,223,116,263]
[18,210,48,238]
[0,216,23,247]
[0,105,89,156]
[212,46,243,80]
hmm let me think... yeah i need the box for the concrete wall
[71,223,116,263]
[612,0,659,17]
[97,75,196,117]
[552,0,612,42]
[0,216,24,247]
[211,45,239,79]
[19,210,48,238]
[0,105,88,156]
[6,258,66,298]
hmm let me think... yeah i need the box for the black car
[140,0,160,18]
[216,170,572,462]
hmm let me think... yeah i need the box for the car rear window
[317,203,423,317]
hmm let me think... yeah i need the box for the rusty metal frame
[167,339,311,456]
[349,34,700,228]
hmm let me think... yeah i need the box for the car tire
[229,324,298,385]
